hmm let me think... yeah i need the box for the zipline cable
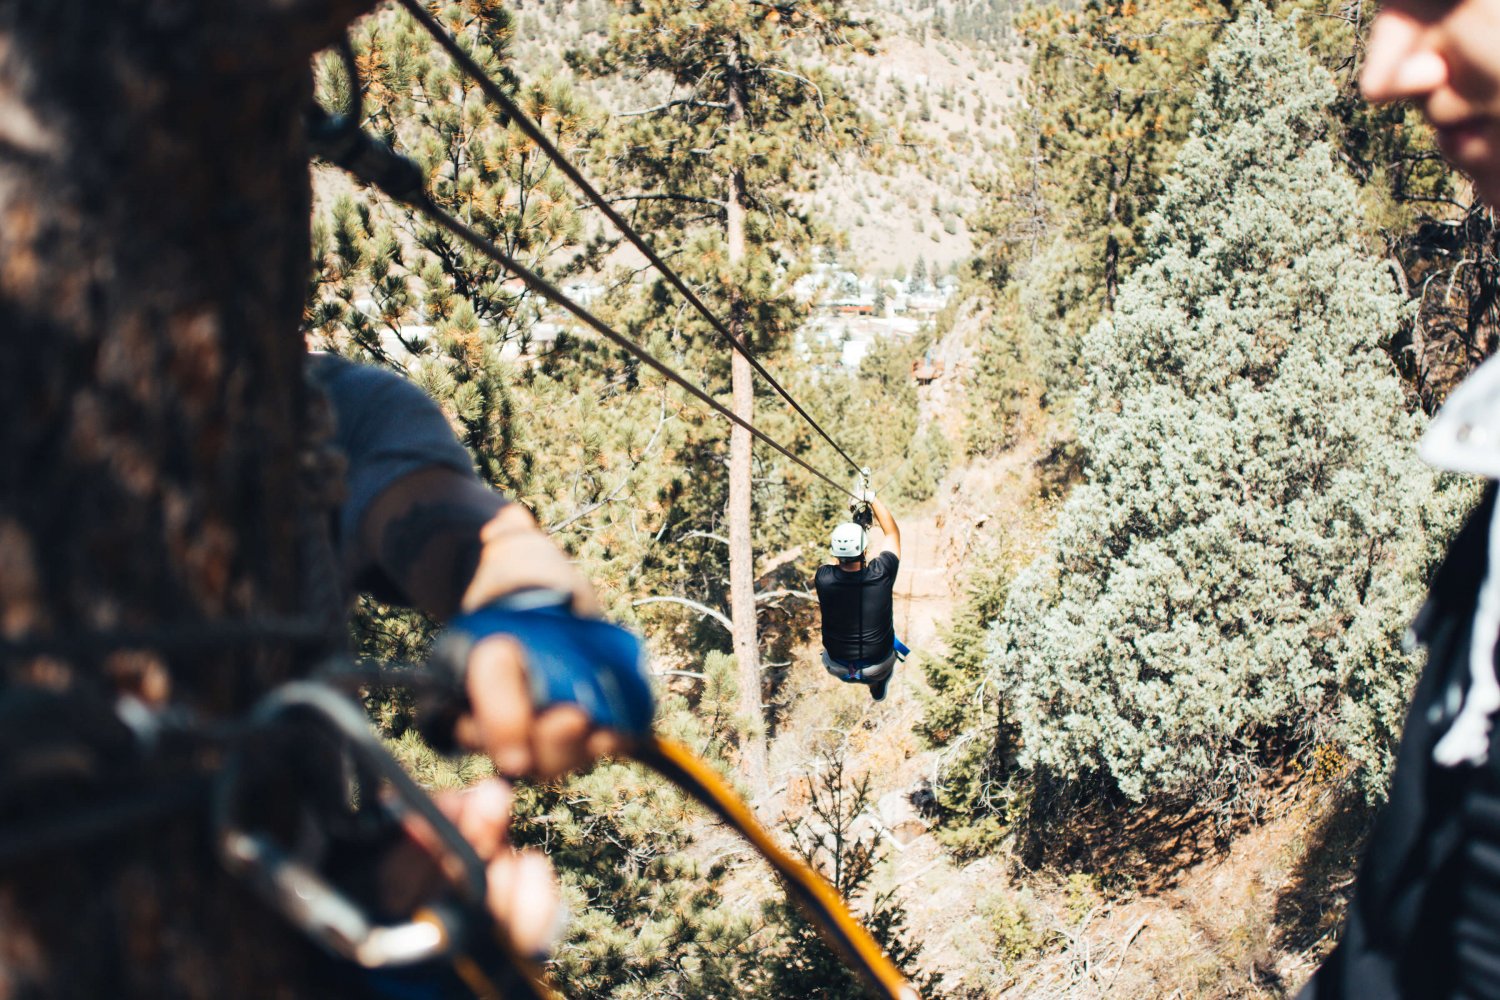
[392,0,866,477]
[420,200,861,500]
[423,199,864,500]
[305,113,859,501]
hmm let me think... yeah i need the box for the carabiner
[214,682,553,999]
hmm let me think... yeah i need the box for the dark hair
[837,556,864,571]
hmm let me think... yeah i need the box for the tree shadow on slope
[1270,788,1376,962]
[1014,761,1305,894]
[1016,779,1227,892]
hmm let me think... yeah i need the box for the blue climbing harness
[829,637,911,683]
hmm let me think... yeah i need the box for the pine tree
[753,747,944,1000]
[308,0,590,492]
[908,254,928,294]
[988,5,1460,811]
[991,0,1235,308]
[580,0,876,790]
[0,0,381,992]
[305,1,678,664]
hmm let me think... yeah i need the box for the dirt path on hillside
[757,418,1054,993]
[757,301,1058,992]
[858,446,1339,999]
[870,437,1342,998]
[873,439,1052,994]
[893,503,956,657]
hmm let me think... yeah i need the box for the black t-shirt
[814,551,899,664]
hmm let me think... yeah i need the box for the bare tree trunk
[724,38,766,793]
[1103,88,1122,312]
[0,0,374,994]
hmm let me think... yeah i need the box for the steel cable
[306,103,861,500]
[393,0,866,477]
[412,198,860,499]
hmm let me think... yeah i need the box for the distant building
[841,337,872,368]
[905,293,947,316]
[831,298,876,316]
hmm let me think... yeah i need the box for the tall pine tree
[579,1,875,790]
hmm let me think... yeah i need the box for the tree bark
[723,37,767,793]
[1103,90,1122,311]
[0,0,374,994]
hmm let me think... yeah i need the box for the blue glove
[443,589,655,740]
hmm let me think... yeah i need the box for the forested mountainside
[503,0,1023,272]
[303,0,1500,995]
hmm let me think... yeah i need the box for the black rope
[309,121,859,501]
[0,617,336,662]
[393,0,867,478]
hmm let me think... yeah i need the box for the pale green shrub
[989,6,1453,807]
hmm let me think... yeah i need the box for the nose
[1361,10,1448,103]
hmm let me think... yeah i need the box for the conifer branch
[618,98,731,117]
[633,596,734,632]
[752,66,833,132]
[754,589,815,604]
[678,531,730,546]
[580,193,728,211]
[547,400,670,532]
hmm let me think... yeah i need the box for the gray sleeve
[309,354,480,556]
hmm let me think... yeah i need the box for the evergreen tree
[967,0,1238,420]
[305,2,687,661]
[579,0,876,790]
[988,0,1235,308]
[987,6,1458,810]
[908,254,928,294]
[753,746,944,1000]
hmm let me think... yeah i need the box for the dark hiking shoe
[869,676,890,702]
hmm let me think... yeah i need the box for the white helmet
[830,522,867,559]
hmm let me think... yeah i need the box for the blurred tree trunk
[0,0,373,994]
[723,39,766,794]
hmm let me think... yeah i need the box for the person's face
[1363,0,1500,202]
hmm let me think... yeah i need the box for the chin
[1477,172,1500,209]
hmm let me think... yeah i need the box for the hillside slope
[744,292,1363,998]
[507,0,1023,276]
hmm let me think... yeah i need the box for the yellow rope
[449,743,918,1000]
[629,737,920,1000]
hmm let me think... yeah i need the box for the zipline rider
[815,491,904,702]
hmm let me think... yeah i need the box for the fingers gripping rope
[438,589,655,740]
[441,596,919,1000]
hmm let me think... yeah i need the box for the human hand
[386,778,564,957]
[454,505,621,780]
[460,505,600,617]
[455,635,624,779]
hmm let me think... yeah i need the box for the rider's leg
[862,650,898,701]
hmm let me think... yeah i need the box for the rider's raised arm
[870,493,900,561]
